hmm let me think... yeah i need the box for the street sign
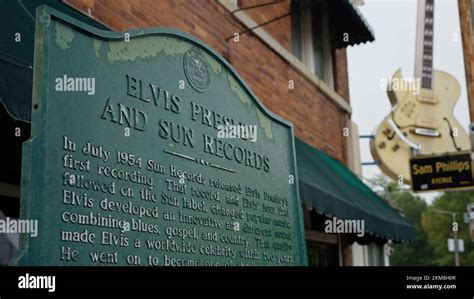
[13,6,307,266]
[464,212,474,223]
[410,152,473,192]
[448,238,464,252]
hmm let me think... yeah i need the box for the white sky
[347,0,469,202]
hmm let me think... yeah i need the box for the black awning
[328,0,375,48]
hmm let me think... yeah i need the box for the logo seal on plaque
[184,48,210,93]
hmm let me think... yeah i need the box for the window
[367,243,385,266]
[291,0,334,87]
[307,241,339,266]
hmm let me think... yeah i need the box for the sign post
[13,6,307,266]
[436,210,460,266]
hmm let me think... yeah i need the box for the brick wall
[66,0,349,163]
[333,48,350,101]
[239,0,292,52]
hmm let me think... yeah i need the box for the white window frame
[297,0,334,88]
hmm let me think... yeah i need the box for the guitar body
[370,69,470,183]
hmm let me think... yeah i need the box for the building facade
[0,0,415,266]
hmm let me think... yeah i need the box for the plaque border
[12,5,308,266]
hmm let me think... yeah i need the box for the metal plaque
[13,6,307,266]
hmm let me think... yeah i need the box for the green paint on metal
[227,73,250,106]
[227,73,273,140]
[203,52,222,74]
[14,5,306,266]
[39,6,51,26]
[106,36,191,63]
[256,110,274,140]
[54,21,74,50]
[93,39,102,57]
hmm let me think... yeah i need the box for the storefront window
[307,241,339,266]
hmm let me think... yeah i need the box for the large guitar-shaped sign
[371,0,470,183]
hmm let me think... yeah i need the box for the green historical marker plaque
[14,6,307,266]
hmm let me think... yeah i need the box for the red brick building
[64,0,351,161]
[0,0,416,266]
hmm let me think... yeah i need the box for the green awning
[0,0,109,122]
[295,138,415,242]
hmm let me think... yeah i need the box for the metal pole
[452,212,460,267]
[435,209,460,266]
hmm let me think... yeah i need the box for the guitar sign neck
[414,0,435,90]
